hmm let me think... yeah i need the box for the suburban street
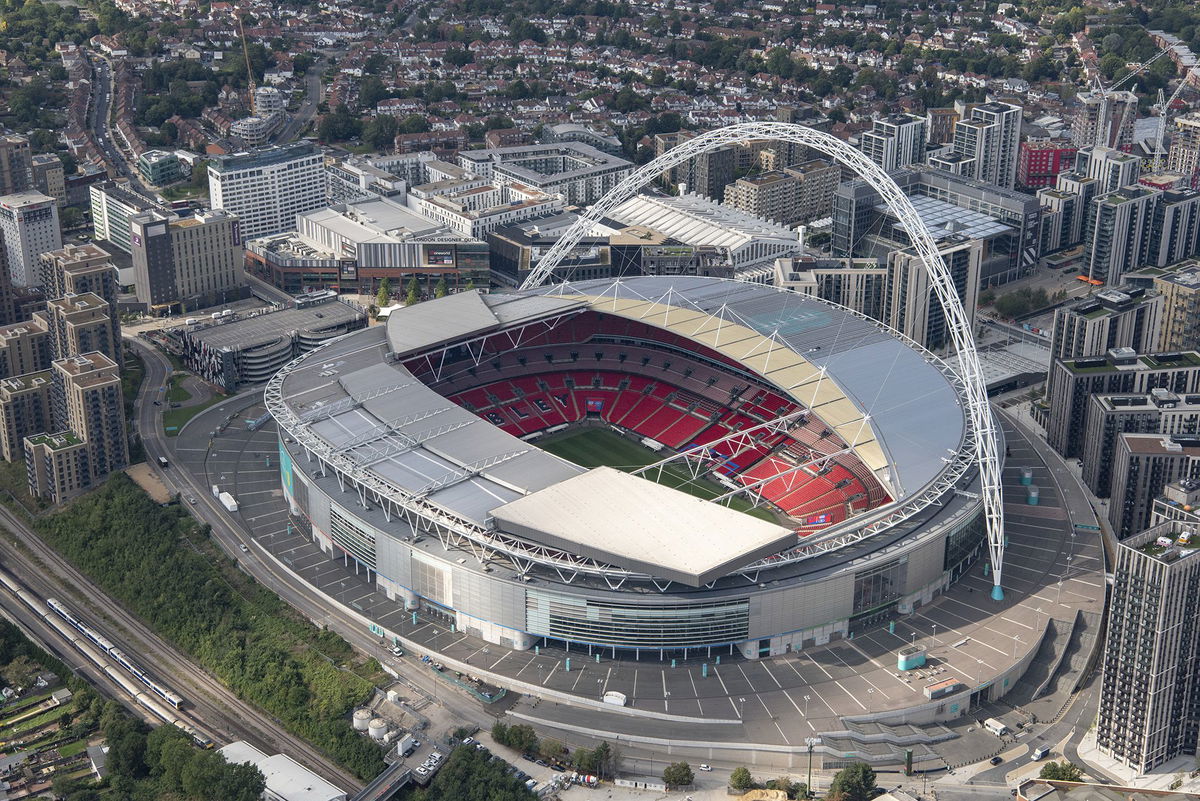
[274,55,326,143]
[88,53,153,197]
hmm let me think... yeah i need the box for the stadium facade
[268,277,989,659]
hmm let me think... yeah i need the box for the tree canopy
[827,762,878,801]
[36,475,385,780]
[662,762,694,788]
[1039,761,1084,782]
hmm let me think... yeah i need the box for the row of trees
[489,722,615,776]
[490,721,561,763]
[36,475,386,780]
[408,745,536,801]
[980,286,1066,320]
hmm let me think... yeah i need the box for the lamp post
[803,694,811,716]
[805,737,820,797]
[738,696,747,720]
[597,677,604,702]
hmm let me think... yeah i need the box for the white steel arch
[520,121,1007,600]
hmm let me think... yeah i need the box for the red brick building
[1017,138,1077,190]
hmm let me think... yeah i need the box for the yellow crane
[238,10,256,110]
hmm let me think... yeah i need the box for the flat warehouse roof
[491,467,796,586]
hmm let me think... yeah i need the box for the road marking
[834,678,868,711]
[687,670,705,715]
[757,659,784,689]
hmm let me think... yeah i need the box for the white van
[984,718,1009,736]
[1031,746,1050,761]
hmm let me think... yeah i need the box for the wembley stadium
[266,276,990,660]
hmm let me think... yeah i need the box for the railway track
[0,502,361,792]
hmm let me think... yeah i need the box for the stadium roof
[492,467,795,586]
[531,277,967,498]
[279,278,967,582]
[385,290,587,357]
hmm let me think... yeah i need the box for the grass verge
[162,395,225,437]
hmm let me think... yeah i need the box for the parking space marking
[687,670,705,715]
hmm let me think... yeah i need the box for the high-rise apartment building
[859,114,926,173]
[1147,190,1200,268]
[24,352,128,504]
[1073,90,1138,150]
[1076,145,1142,193]
[38,243,121,367]
[1082,390,1200,497]
[1153,261,1200,353]
[0,371,51,462]
[1049,287,1163,367]
[1081,186,1159,285]
[774,257,890,322]
[0,319,51,380]
[0,135,33,196]
[1016,138,1077,190]
[129,209,245,312]
[789,159,841,225]
[208,144,327,241]
[1110,433,1200,537]
[31,154,65,208]
[0,191,61,286]
[929,101,1022,190]
[1098,512,1200,772]
[885,234,981,351]
[924,108,958,145]
[1038,170,1099,252]
[89,180,167,254]
[33,294,117,364]
[722,160,840,227]
[724,172,800,226]
[1046,348,1200,457]
[1166,112,1200,184]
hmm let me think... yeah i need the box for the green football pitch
[538,428,776,522]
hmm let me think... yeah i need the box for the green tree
[363,115,398,151]
[663,762,694,788]
[434,275,448,298]
[827,762,877,801]
[730,765,754,790]
[359,75,389,109]
[376,277,391,307]
[406,276,420,305]
[1039,761,1084,782]
[539,738,565,763]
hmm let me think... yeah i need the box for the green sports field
[539,428,775,522]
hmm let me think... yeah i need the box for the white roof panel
[491,467,796,586]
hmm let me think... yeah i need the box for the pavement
[146,368,1107,777]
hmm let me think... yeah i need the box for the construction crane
[238,10,256,112]
[1090,45,1172,147]
[1151,80,1190,173]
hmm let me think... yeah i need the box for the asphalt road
[89,53,153,198]
[131,337,498,732]
[127,338,363,791]
[274,57,326,143]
